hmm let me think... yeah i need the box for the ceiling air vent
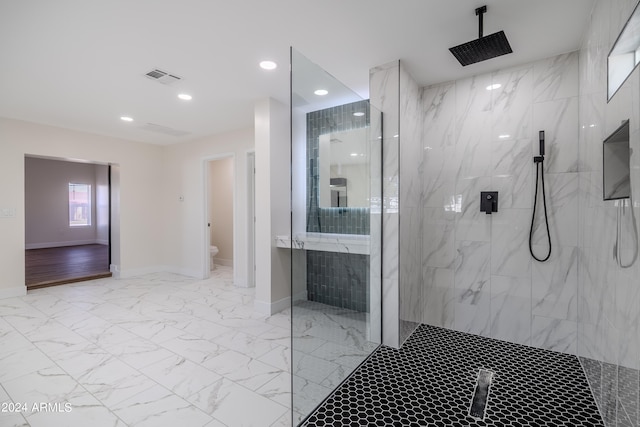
[144,68,182,85]
[139,122,190,137]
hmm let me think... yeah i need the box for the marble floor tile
[0,412,30,427]
[157,333,226,365]
[256,372,291,408]
[187,378,288,427]
[202,349,282,391]
[26,406,127,427]
[0,346,58,383]
[113,384,212,427]
[0,269,296,426]
[140,355,222,399]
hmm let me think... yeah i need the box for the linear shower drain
[469,369,494,420]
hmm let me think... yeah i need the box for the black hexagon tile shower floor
[301,324,604,426]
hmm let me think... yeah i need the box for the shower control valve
[480,191,499,215]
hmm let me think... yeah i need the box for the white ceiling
[0,0,596,145]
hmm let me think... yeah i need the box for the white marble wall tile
[454,241,491,336]
[423,82,456,150]
[491,208,531,278]
[423,146,457,210]
[578,93,606,172]
[400,206,422,326]
[532,245,578,321]
[491,66,533,141]
[578,320,606,361]
[422,267,455,329]
[531,172,579,249]
[400,63,424,209]
[608,0,639,46]
[613,268,640,333]
[531,316,577,354]
[533,97,579,174]
[584,0,609,96]
[423,207,456,268]
[577,251,607,325]
[456,75,493,180]
[533,52,579,102]
[491,137,532,209]
[455,176,492,242]
[490,275,531,345]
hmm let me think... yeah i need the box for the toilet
[209,245,219,270]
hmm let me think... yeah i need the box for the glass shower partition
[290,48,382,425]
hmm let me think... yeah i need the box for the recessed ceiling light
[350,153,359,157]
[486,83,502,91]
[259,60,277,70]
[353,112,365,117]
[120,116,134,122]
[314,89,328,96]
[498,134,510,139]
[178,93,192,101]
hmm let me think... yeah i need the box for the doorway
[24,155,112,289]
[205,156,235,277]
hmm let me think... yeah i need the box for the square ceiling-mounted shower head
[449,5,513,66]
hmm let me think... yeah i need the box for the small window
[69,183,91,227]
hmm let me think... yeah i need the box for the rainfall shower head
[449,5,513,66]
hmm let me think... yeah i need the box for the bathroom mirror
[608,1,640,100]
[603,119,631,200]
[318,127,370,207]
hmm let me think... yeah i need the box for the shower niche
[603,119,631,201]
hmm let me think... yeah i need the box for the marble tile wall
[370,61,401,348]
[369,60,423,347]
[398,63,423,343]
[578,1,640,426]
[421,51,581,352]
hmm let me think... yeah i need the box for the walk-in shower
[291,2,640,425]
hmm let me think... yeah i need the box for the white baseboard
[163,266,202,279]
[118,265,202,279]
[0,286,27,299]
[26,240,104,250]
[95,239,109,245]
[117,265,165,278]
[254,296,291,316]
[213,258,233,267]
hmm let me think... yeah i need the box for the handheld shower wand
[529,130,552,262]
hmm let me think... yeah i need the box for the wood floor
[25,244,111,289]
